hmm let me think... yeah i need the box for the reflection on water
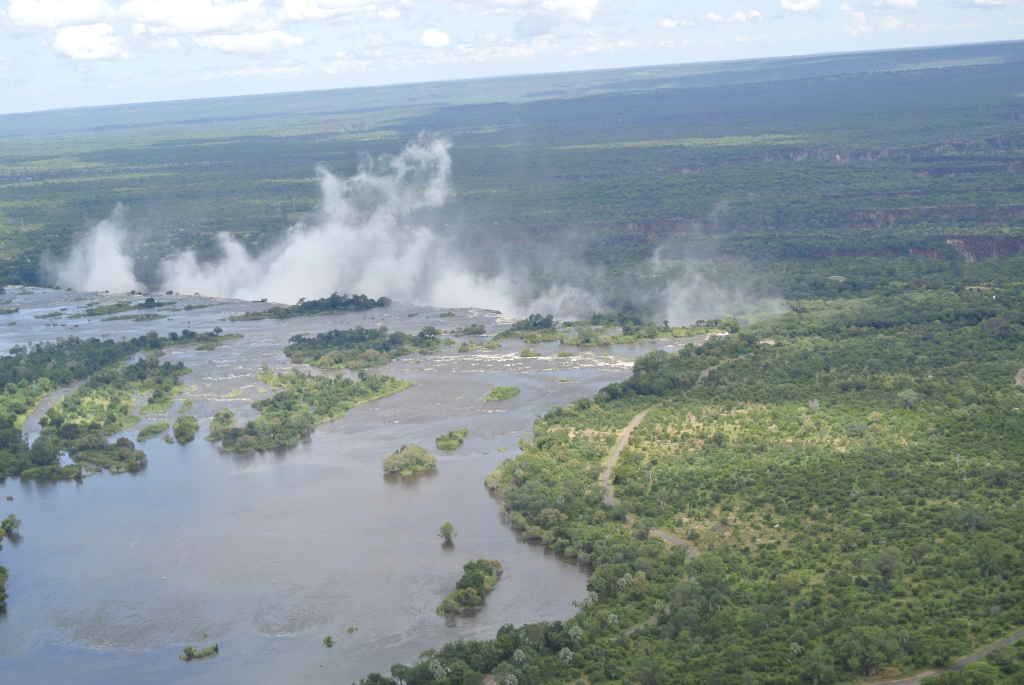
[0,287,693,685]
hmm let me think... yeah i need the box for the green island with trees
[436,559,503,619]
[485,386,520,402]
[179,644,218,662]
[360,284,1024,684]
[208,369,410,453]
[0,514,20,611]
[229,292,391,321]
[172,415,199,444]
[284,326,446,370]
[103,312,167,323]
[77,297,171,318]
[0,329,229,480]
[498,312,734,347]
[382,444,437,477]
[33,357,190,477]
[450,323,486,336]
[137,422,169,442]
[435,429,468,452]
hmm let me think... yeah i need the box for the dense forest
[360,283,1024,684]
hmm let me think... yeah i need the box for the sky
[0,0,1021,115]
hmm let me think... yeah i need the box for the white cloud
[873,0,918,7]
[658,18,695,29]
[706,9,762,23]
[421,28,451,47]
[841,2,871,34]
[151,36,182,49]
[120,0,265,34]
[378,7,401,19]
[457,39,540,59]
[780,0,821,10]
[279,0,382,21]
[567,36,635,55]
[195,30,304,53]
[540,0,597,21]
[8,0,113,28]
[880,14,905,28]
[458,0,598,22]
[54,23,125,59]
[966,0,1008,5]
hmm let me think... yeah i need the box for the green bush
[180,644,218,661]
[435,429,468,451]
[485,386,520,401]
[382,444,437,477]
[137,422,169,442]
[436,559,502,617]
[173,416,199,444]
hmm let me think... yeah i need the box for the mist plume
[158,136,531,311]
[42,137,776,323]
[41,204,142,293]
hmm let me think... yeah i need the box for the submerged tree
[439,522,456,546]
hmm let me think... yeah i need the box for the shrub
[383,444,437,477]
[486,386,520,401]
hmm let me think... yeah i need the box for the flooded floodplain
[0,287,696,684]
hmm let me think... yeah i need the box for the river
[0,287,690,684]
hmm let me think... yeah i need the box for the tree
[439,522,456,546]
[0,514,20,537]
[173,415,199,444]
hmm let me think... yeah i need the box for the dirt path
[599,408,651,507]
[868,629,1024,684]
[647,528,697,553]
[597,406,700,558]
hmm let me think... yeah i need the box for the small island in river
[436,559,503,618]
[382,444,437,477]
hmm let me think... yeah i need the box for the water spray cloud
[42,203,142,293]
[43,137,776,322]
